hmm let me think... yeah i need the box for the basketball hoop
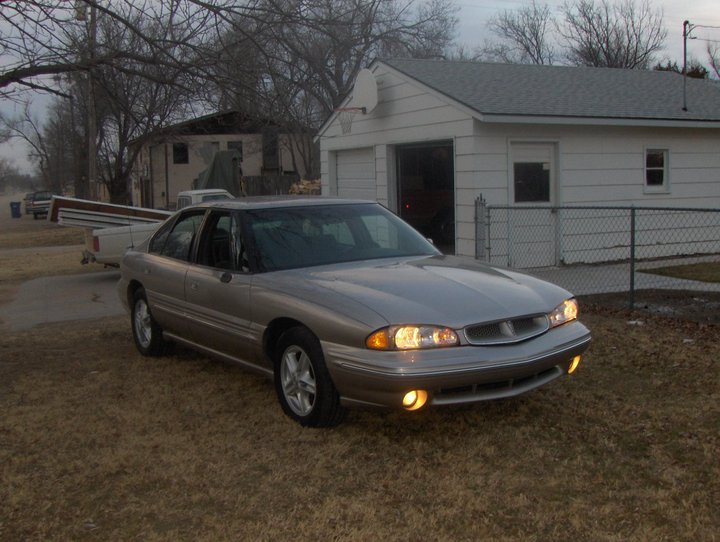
[335,106,365,134]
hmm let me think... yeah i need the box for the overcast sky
[457,0,720,61]
[2,0,720,177]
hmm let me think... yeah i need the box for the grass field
[646,262,720,283]
[1,310,718,540]
[1,192,719,540]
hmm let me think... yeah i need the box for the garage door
[336,147,376,200]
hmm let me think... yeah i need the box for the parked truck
[27,190,55,219]
[72,189,234,266]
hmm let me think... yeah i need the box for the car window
[247,203,438,272]
[149,212,204,261]
[201,194,232,202]
[177,196,191,209]
[197,212,248,272]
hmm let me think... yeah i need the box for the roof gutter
[479,114,720,129]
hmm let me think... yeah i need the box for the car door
[141,210,206,335]
[184,210,259,366]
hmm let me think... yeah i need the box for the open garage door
[397,141,455,254]
[336,147,376,200]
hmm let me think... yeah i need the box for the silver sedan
[119,197,591,427]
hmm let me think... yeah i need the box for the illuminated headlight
[366,325,459,351]
[549,298,579,328]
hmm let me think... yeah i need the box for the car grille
[432,366,562,405]
[464,315,549,345]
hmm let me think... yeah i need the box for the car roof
[178,189,231,196]
[189,195,376,211]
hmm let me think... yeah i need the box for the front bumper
[322,320,591,409]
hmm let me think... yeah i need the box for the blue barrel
[10,201,22,218]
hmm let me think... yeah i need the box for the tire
[274,327,346,427]
[131,288,167,356]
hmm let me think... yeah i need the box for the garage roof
[381,58,720,123]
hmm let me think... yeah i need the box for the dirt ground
[582,289,720,324]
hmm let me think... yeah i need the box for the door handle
[189,281,199,291]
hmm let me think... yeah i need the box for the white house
[316,59,720,260]
[131,111,311,209]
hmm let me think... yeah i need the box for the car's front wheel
[131,288,167,356]
[274,327,345,427]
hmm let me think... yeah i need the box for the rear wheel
[131,288,167,356]
[274,327,345,427]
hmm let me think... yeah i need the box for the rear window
[201,194,232,202]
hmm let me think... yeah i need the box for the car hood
[275,255,572,328]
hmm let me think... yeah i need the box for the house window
[227,140,243,160]
[645,149,669,192]
[173,142,189,164]
[514,162,550,203]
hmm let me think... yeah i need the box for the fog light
[568,355,582,374]
[402,390,428,411]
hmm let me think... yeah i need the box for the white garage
[317,58,720,258]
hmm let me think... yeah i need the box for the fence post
[629,206,636,309]
[475,196,486,260]
[486,205,491,262]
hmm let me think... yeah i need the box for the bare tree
[1,1,221,201]
[0,157,35,193]
[708,44,720,79]
[654,60,709,79]
[3,1,458,186]
[484,0,556,64]
[559,0,666,69]
[0,1,220,100]
[206,0,458,177]
[3,100,77,194]
[89,8,201,203]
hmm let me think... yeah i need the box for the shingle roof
[382,58,720,122]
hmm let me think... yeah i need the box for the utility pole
[87,3,98,200]
[682,20,695,112]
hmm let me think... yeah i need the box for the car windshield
[247,203,439,271]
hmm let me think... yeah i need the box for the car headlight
[366,325,459,351]
[549,298,579,328]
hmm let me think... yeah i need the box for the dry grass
[0,195,85,250]
[1,308,718,541]
[0,225,85,250]
[0,193,97,282]
[646,262,720,283]
[0,250,103,282]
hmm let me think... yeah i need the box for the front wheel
[274,327,345,427]
[131,288,167,356]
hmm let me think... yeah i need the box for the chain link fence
[474,197,720,306]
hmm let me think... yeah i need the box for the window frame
[196,210,250,273]
[172,142,189,165]
[644,148,670,194]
